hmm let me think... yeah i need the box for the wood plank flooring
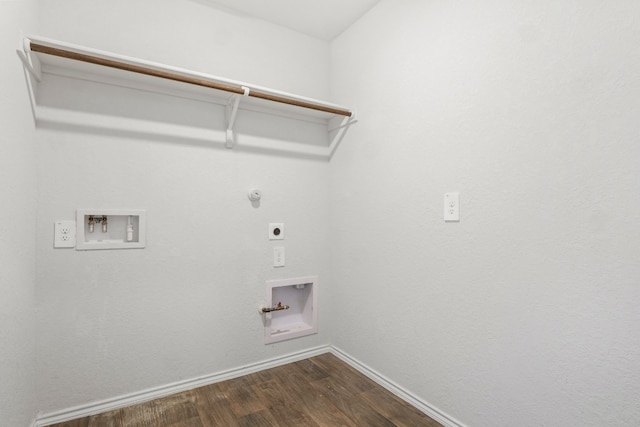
[47,353,442,427]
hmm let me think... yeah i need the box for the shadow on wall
[29,72,347,161]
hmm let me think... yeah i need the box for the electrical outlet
[273,246,285,267]
[444,193,460,221]
[54,221,76,248]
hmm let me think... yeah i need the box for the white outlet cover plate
[54,220,76,248]
[273,246,285,267]
[444,192,460,221]
[269,223,285,240]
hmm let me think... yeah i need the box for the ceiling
[199,0,380,40]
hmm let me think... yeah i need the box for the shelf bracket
[328,112,358,159]
[225,86,250,148]
[16,38,42,82]
[16,38,40,124]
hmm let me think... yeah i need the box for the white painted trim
[35,344,464,427]
[328,346,467,427]
[34,345,331,427]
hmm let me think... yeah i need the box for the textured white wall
[21,0,640,423]
[0,0,38,425]
[37,0,330,100]
[330,1,640,426]
[35,0,332,414]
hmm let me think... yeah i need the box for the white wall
[17,0,640,424]
[0,0,38,425]
[330,1,640,426]
[37,0,329,99]
[35,0,332,414]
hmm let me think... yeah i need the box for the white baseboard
[329,346,467,427]
[35,344,464,427]
[34,345,331,427]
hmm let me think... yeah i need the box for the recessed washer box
[76,209,146,250]
[264,276,318,344]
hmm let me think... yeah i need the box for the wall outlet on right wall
[444,192,460,221]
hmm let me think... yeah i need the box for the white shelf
[17,35,357,158]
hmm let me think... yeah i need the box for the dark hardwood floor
[47,353,442,427]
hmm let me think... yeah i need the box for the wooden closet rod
[29,42,353,118]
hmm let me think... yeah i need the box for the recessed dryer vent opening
[263,276,318,344]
